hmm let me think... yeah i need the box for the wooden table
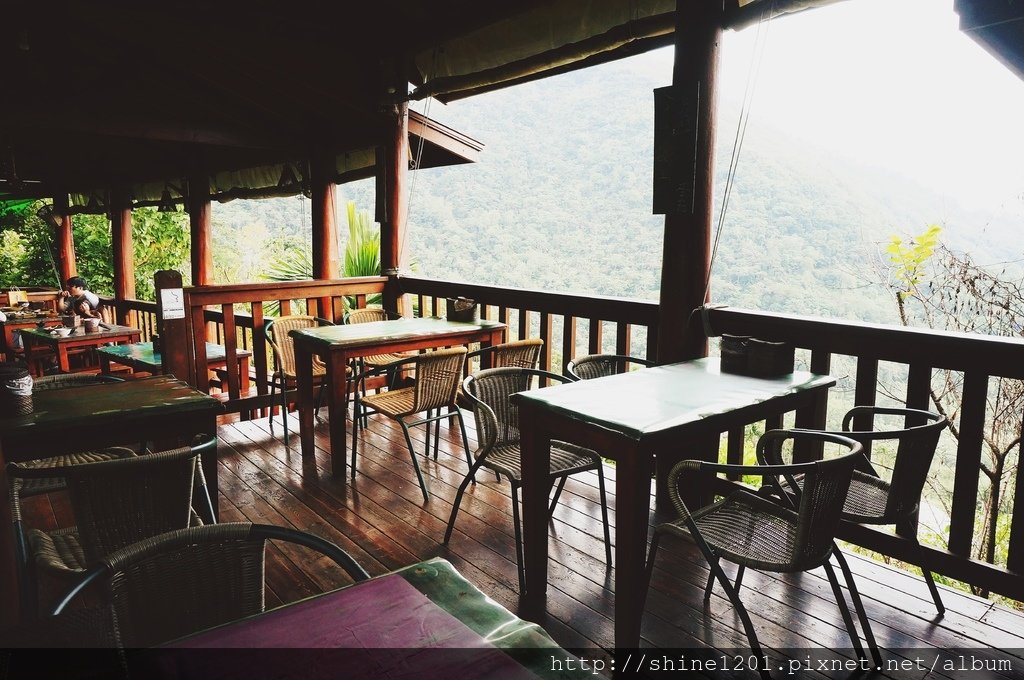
[291,317,506,476]
[513,357,835,650]
[96,341,254,395]
[0,375,224,626]
[149,557,584,678]
[20,323,141,376]
[0,312,62,361]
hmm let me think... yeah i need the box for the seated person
[59,276,102,318]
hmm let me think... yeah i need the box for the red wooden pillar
[187,171,213,286]
[656,1,722,363]
[310,153,341,320]
[110,188,136,323]
[379,94,411,318]
[53,192,76,283]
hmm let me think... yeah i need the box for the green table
[291,317,506,476]
[514,357,835,650]
[96,342,254,397]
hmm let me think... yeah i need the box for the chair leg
[425,410,433,459]
[444,459,486,545]
[549,476,568,516]
[596,463,612,567]
[913,541,945,615]
[351,398,362,479]
[432,409,441,460]
[705,556,769,680]
[400,420,430,502]
[280,380,290,447]
[830,548,882,666]
[734,564,746,595]
[453,408,476,483]
[267,377,277,435]
[643,530,662,604]
[510,483,526,592]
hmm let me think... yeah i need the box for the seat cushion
[361,387,417,418]
[28,526,87,573]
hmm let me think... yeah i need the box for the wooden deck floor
[24,409,1024,678]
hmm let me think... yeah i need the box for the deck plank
[16,409,1024,678]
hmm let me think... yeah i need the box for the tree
[882,225,1023,592]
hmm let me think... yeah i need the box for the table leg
[327,351,349,478]
[56,346,71,373]
[614,449,654,650]
[238,356,251,392]
[656,432,720,511]
[295,345,315,457]
[520,409,552,610]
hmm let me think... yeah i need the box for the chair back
[266,315,331,377]
[467,339,543,373]
[8,436,216,567]
[757,430,861,569]
[566,353,653,381]
[463,367,570,453]
[839,406,947,520]
[52,522,370,648]
[410,347,467,412]
[33,374,125,391]
[345,307,389,324]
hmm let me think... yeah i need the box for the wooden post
[53,192,76,283]
[310,153,341,320]
[187,171,213,286]
[110,187,136,324]
[154,270,194,384]
[379,90,411,318]
[655,0,722,362]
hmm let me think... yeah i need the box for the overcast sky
[635,0,1024,209]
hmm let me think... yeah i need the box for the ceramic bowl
[52,327,73,338]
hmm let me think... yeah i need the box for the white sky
[636,0,1024,208]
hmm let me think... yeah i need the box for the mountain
[213,49,1022,327]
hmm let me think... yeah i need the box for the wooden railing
[101,281,1023,602]
[397,276,661,372]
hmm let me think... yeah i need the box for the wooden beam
[187,172,213,286]
[380,94,411,317]
[656,0,722,362]
[310,152,341,320]
[53,192,76,282]
[110,188,135,315]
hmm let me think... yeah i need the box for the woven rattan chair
[454,339,543,410]
[51,522,371,648]
[445,367,612,590]
[8,436,217,620]
[644,430,880,677]
[265,315,338,446]
[353,347,471,501]
[565,353,653,381]
[763,406,949,615]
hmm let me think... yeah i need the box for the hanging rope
[398,48,439,273]
[703,1,774,302]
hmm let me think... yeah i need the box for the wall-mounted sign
[160,288,185,320]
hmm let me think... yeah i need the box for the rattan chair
[445,367,612,590]
[8,436,217,620]
[454,338,543,410]
[51,522,370,648]
[763,406,949,615]
[565,353,653,381]
[345,307,413,372]
[265,315,338,446]
[644,430,880,676]
[353,347,471,501]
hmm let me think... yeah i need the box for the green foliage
[886,224,942,299]
[73,208,190,299]
[344,200,380,278]
[0,229,28,287]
